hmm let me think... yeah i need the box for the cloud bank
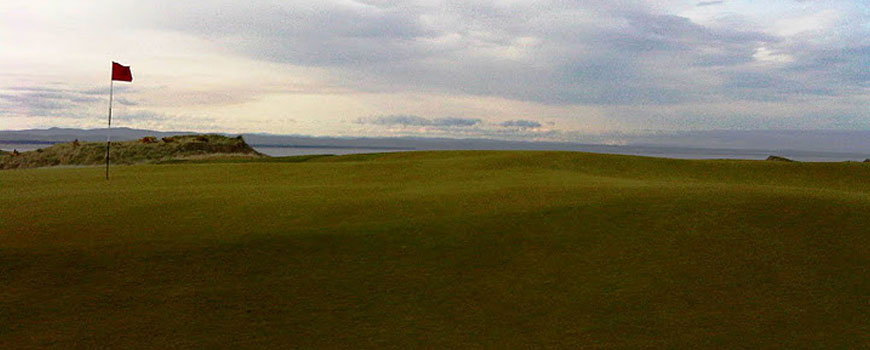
[0,0,867,140]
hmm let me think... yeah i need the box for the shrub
[766,155,794,162]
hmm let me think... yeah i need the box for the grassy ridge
[1,151,868,348]
[0,134,262,169]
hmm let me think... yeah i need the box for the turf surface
[1,151,868,348]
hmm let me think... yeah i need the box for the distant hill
[1,134,263,170]
[0,127,196,143]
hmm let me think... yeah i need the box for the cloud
[358,115,481,127]
[121,110,170,121]
[0,87,102,117]
[114,98,138,106]
[137,1,791,106]
[147,1,434,67]
[354,114,562,141]
[2,0,868,137]
[500,120,542,129]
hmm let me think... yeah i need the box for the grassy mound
[1,151,868,348]
[0,134,262,169]
[766,155,794,162]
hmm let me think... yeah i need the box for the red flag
[112,62,133,82]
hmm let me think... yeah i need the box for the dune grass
[0,134,262,170]
[1,151,868,348]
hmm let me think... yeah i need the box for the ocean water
[2,143,868,162]
[0,143,48,153]
[252,145,870,162]
[253,146,413,157]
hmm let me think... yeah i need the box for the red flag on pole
[106,61,132,180]
[112,62,133,82]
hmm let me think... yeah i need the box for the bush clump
[1,134,264,170]
[766,155,794,162]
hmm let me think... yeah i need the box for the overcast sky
[0,0,867,142]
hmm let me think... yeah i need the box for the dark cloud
[718,17,870,102]
[359,115,481,127]
[69,0,864,124]
[141,1,793,106]
[785,45,870,88]
[80,86,136,95]
[355,115,560,141]
[720,71,836,100]
[148,2,435,66]
[0,87,102,117]
[80,88,108,96]
[5,0,868,137]
[6,87,65,93]
[500,120,542,129]
[0,93,65,111]
[115,98,138,106]
[121,110,170,121]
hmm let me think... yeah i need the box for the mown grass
[1,151,868,348]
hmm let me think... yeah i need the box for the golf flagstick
[106,61,133,180]
[106,78,113,180]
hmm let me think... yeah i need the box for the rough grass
[0,134,262,169]
[1,151,868,349]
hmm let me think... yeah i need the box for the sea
[2,143,868,162]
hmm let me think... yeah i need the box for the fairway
[1,151,868,348]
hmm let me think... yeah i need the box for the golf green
[2,151,867,348]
